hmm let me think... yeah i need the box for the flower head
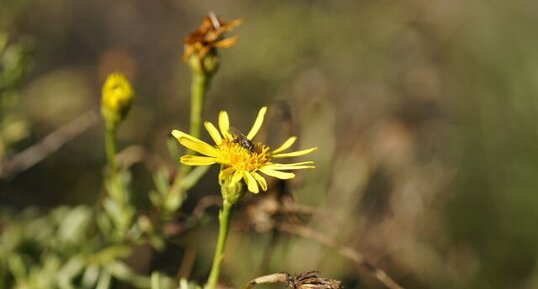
[183,13,241,62]
[172,107,316,194]
[101,73,134,128]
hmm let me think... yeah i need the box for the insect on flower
[229,127,256,152]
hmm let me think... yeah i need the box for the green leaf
[57,256,85,289]
[81,265,100,288]
[153,168,171,195]
[106,261,150,288]
[151,271,176,289]
[57,206,93,245]
[96,270,111,289]
[90,246,131,266]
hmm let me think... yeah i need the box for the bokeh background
[2,0,538,288]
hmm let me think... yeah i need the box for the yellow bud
[101,73,134,128]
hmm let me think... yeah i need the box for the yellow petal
[278,161,314,166]
[172,130,219,157]
[180,155,217,166]
[218,111,232,139]
[243,171,259,193]
[246,106,267,140]
[272,136,297,154]
[171,130,187,140]
[264,162,315,170]
[252,172,268,191]
[231,170,243,184]
[272,147,318,158]
[204,121,222,145]
[172,130,206,144]
[179,137,220,157]
[219,167,234,182]
[265,165,315,170]
[259,168,295,179]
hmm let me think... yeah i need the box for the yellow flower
[172,107,317,194]
[101,73,134,128]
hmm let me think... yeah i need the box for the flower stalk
[181,58,211,177]
[104,125,117,176]
[189,72,209,143]
[167,69,209,208]
[173,56,210,194]
[205,200,233,289]
[206,176,243,289]
[100,72,135,238]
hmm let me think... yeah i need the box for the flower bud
[101,73,134,129]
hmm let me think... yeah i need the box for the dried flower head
[288,271,343,289]
[172,106,316,194]
[245,271,342,289]
[183,12,242,63]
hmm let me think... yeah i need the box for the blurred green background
[1,0,538,288]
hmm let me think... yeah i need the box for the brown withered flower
[287,271,343,289]
[183,12,242,63]
[245,271,342,289]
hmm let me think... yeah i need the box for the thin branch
[163,195,222,238]
[177,246,197,279]
[0,109,100,180]
[192,195,222,219]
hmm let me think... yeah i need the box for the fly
[229,127,256,152]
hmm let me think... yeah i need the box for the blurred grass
[1,0,538,288]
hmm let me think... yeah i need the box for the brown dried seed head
[288,271,343,289]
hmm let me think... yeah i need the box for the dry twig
[0,109,99,180]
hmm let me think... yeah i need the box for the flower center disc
[218,140,270,171]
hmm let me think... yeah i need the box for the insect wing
[229,127,246,138]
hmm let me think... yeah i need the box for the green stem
[104,124,126,206]
[179,73,209,180]
[105,125,117,176]
[163,65,211,217]
[189,73,209,142]
[206,200,234,289]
